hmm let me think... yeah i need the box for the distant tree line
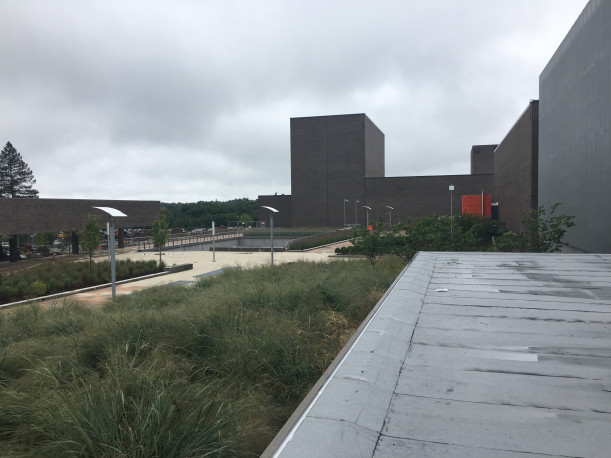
[161,198,259,230]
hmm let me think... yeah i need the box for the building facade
[0,198,160,259]
[289,114,384,227]
[538,0,611,253]
[494,100,539,233]
[0,198,160,235]
[260,113,497,228]
[260,0,609,253]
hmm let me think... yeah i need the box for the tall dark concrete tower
[290,114,384,227]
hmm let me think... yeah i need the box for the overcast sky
[1,0,587,203]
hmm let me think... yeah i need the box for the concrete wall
[258,194,292,227]
[170,236,292,251]
[539,0,611,253]
[364,116,385,177]
[0,198,160,234]
[290,116,330,227]
[471,145,497,175]
[205,237,291,249]
[290,114,384,227]
[325,115,367,227]
[275,113,499,228]
[494,101,538,233]
[366,174,494,225]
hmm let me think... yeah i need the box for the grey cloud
[0,0,588,201]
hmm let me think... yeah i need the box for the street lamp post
[449,185,454,242]
[363,206,372,228]
[385,206,394,228]
[354,199,360,225]
[261,206,279,265]
[343,198,349,227]
[93,206,127,299]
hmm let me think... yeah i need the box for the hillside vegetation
[0,257,403,456]
[162,198,259,230]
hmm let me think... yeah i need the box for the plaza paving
[264,252,611,457]
[38,243,347,307]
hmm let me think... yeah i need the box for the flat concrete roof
[264,252,611,457]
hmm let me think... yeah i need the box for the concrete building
[289,114,384,228]
[493,100,539,233]
[260,113,496,228]
[0,198,160,260]
[538,0,611,253]
[260,0,609,253]
[0,198,160,235]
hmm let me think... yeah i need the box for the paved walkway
[265,252,611,457]
[38,244,345,308]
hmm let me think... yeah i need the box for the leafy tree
[36,232,55,247]
[82,215,101,274]
[238,213,253,224]
[492,202,575,253]
[152,218,169,267]
[522,202,576,252]
[385,221,417,263]
[0,141,39,198]
[349,217,389,267]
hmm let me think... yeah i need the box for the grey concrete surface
[267,252,611,457]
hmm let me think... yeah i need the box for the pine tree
[0,141,39,198]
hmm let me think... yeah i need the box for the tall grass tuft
[0,256,404,456]
[3,357,228,457]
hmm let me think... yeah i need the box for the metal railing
[136,229,241,251]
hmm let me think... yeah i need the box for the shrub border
[0,270,171,311]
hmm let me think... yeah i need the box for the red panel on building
[462,194,492,217]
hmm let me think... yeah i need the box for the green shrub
[30,281,47,298]
[61,276,71,290]
[47,279,57,293]
[15,281,27,300]
[491,203,575,253]
[342,207,574,262]
[0,260,162,304]
[491,231,525,252]
[519,202,576,252]
[0,286,14,303]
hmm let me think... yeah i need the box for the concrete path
[38,244,344,308]
[265,252,611,457]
